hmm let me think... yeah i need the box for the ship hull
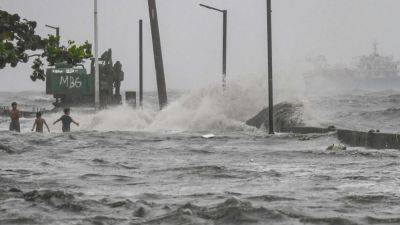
[304,75,400,94]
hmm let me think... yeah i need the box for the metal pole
[148,0,168,110]
[56,28,60,39]
[199,4,227,91]
[56,28,60,47]
[139,19,143,108]
[199,4,224,12]
[94,0,100,107]
[267,0,274,134]
[45,25,60,45]
[222,10,227,91]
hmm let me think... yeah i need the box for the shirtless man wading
[9,102,20,132]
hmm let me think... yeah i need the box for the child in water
[32,112,50,133]
[53,108,79,132]
[9,102,20,132]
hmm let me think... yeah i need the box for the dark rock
[246,102,304,131]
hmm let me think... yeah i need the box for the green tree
[0,10,92,81]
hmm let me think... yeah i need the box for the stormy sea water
[1,81,400,225]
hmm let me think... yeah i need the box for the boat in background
[304,42,400,93]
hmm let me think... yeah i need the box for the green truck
[45,49,126,107]
[46,62,94,106]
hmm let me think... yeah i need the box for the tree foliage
[31,36,92,81]
[0,10,92,81]
[0,10,41,68]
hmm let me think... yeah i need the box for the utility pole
[267,0,274,134]
[94,0,100,107]
[139,19,143,108]
[199,4,227,91]
[148,0,168,109]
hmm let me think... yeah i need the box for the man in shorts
[9,102,20,132]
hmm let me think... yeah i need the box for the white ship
[304,42,400,92]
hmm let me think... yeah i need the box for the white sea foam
[77,76,270,132]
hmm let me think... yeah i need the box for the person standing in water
[53,108,79,132]
[32,112,50,133]
[9,102,21,132]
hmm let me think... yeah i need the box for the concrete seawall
[337,129,400,150]
[283,126,400,150]
[281,126,336,134]
[248,106,400,150]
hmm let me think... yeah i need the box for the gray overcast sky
[1,0,400,92]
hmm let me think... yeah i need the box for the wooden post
[139,20,143,108]
[267,0,274,134]
[148,0,168,109]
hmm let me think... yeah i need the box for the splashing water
[70,77,271,132]
[3,74,400,225]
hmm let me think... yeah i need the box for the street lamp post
[93,0,100,108]
[45,24,60,104]
[139,19,143,109]
[199,3,227,91]
[266,0,274,134]
[45,24,60,38]
[45,24,60,46]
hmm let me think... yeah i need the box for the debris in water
[179,208,193,216]
[326,144,347,151]
[298,136,312,141]
[202,134,215,139]
[133,204,150,217]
